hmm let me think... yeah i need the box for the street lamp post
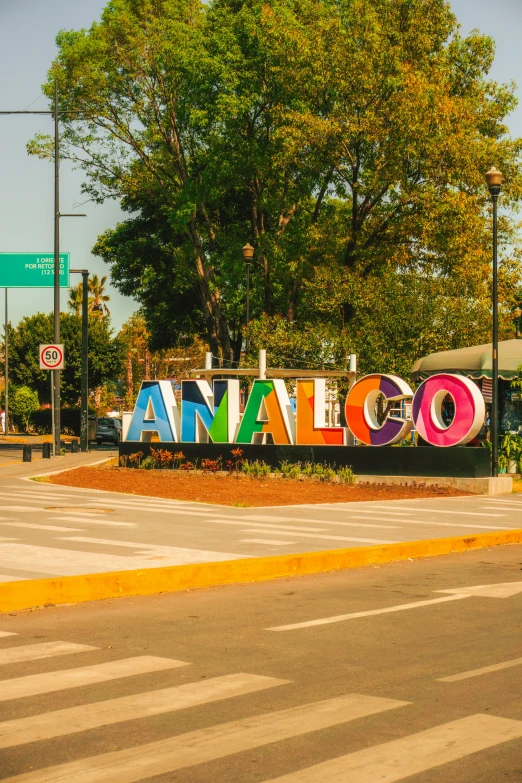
[242,243,255,353]
[486,166,503,478]
[514,307,522,339]
[1,85,85,456]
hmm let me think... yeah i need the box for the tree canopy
[5,312,124,406]
[30,0,522,373]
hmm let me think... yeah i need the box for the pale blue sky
[0,0,520,331]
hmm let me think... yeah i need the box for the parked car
[96,417,122,446]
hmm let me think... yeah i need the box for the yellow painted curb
[1,528,521,613]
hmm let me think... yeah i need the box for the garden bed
[46,464,470,506]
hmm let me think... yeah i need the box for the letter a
[126,381,180,442]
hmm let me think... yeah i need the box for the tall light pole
[242,243,255,353]
[0,89,85,455]
[486,166,503,478]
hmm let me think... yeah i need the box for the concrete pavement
[0,467,520,582]
[0,546,521,781]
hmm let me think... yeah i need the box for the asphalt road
[0,545,521,781]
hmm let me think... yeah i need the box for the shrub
[141,455,155,470]
[151,448,174,469]
[128,451,143,467]
[241,460,271,478]
[337,466,355,484]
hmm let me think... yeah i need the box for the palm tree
[68,284,83,316]
[88,274,111,317]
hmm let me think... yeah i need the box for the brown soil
[48,465,469,506]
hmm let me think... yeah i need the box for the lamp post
[514,307,522,339]
[242,243,255,353]
[0,85,85,456]
[486,166,503,478]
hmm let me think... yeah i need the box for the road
[0,545,521,781]
[0,462,520,581]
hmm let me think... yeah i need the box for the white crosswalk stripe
[240,528,395,544]
[241,538,296,545]
[1,522,83,532]
[261,713,522,782]
[0,506,44,513]
[357,505,506,518]
[49,516,136,527]
[218,517,399,530]
[0,672,287,748]
[0,641,97,665]
[0,693,407,783]
[0,631,17,638]
[0,656,189,702]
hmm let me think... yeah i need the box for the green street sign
[0,253,70,288]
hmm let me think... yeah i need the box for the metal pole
[80,270,89,452]
[491,194,499,478]
[53,81,61,456]
[51,372,55,457]
[245,262,250,353]
[4,289,8,435]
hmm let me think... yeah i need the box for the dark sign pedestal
[118,442,490,479]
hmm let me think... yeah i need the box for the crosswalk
[0,631,520,781]
[0,478,520,583]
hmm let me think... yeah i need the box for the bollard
[22,445,32,462]
[71,440,79,453]
[42,442,51,459]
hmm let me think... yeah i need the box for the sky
[0,0,521,332]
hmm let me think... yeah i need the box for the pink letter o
[412,374,485,447]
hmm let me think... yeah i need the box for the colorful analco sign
[124,373,485,449]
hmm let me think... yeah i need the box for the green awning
[411,339,522,382]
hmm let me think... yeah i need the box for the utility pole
[53,82,61,455]
[0,92,86,456]
[4,289,8,434]
[486,167,503,478]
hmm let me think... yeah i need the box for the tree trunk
[187,221,232,360]
[125,352,134,410]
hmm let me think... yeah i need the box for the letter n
[181,379,240,443]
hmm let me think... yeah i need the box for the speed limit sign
[39,344,65,370]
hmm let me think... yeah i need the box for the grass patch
[30,475,52,483]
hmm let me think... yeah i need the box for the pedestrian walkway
[0,469,519,583]
[0,626,520,781]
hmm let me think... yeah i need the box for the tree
[29,0,522,365]
[10,386,39,432]
[118,312,207,407]
[88,274,111,317]
[6,312,124,406]
[68,284,83,316]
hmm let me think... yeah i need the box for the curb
[1,528,522,613]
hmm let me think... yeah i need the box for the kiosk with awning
[411,339,522,434]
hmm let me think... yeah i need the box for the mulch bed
[48,465,469,506]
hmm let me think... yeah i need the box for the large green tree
[5,312,124,406]
[30,0,522,368]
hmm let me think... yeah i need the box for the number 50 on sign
[39,344,65,370]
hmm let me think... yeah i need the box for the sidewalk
[0,458,520,611]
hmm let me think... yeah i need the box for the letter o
[345,374,413,446]
[412,374,485,447]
